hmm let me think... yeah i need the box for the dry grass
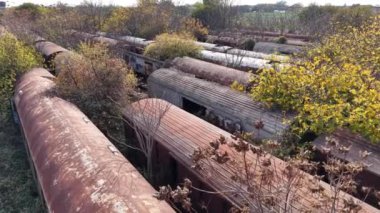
[0,117,44,213]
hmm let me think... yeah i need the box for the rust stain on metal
[171,56,251,87]
[14,69,174,213]
[123,98,379,212]
[35,41,68,58]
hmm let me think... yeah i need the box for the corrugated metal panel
[253,42,302,55]
[14,68,174,213]
[35,41,68,58]
[171,56,251,87]
[199,50,271,70]
[314,128,380,178]
[148,68,292,139]
[124,98,378,212]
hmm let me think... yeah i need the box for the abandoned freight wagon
[199,50,271,71]
[148,68,292,140]
[314,128,380,203]
[125,51,164,76]
[171,56,251,87]
[35,40,69,68]
[13,69,173,213]
[195,41,289,63]
[117,35,154,51]
[123,98,378,213]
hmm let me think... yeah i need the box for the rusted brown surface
[171,56,251,87]
[123,98,379,212]
[314,128,380,190]
[14,69,174,213]
[35,41,68,58]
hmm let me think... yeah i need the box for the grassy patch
[0,117,44,213]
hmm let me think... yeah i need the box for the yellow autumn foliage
[251,16,380,142]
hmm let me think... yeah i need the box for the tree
[123,99,171,181]
[251,15,380,142]
[0,33,41,120]
[192,0,238,30]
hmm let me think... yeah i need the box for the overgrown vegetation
[0,33,42,118]
[144,33,203,61]
[252,16,380,142]
[157,134,380,212]
[0,123,44,213]
[55,42,137,135]
[0,32,43,213]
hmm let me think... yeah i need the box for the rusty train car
[124,50,164,76]
[147,68,292,139]
[33,37,78,76]
[171,56,251,87]
[123,98,379,212]
[196,41,289,63]
[13,68,174,213]
[314,128,380,202]
[199,49,272,71]
[64,31,289,73]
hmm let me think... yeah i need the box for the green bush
[144,33,203,61]
[0,33,42,120]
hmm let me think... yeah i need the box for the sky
[4,0,380,7]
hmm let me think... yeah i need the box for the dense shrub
[144,33,203,61]
[277,36,287,44]
[178,17,208,41]
[299,4,374,38]
[56,42,137,131]
[0,33,41,119]
[101,1,176,38]
[251,16,380,142]
[239,38,255,50]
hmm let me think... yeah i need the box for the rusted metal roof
[123,98,379,212]
[148,68,292,139]
[171,56,251,87]
[14,68,174,213]
[314,128,380,179]
[35,41,68,58]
